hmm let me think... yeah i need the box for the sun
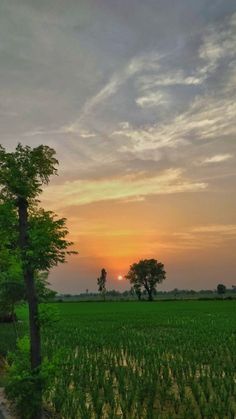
[117,275,123,281]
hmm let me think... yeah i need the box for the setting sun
[117,275,123,281]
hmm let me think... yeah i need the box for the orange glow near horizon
[43,180,236,292]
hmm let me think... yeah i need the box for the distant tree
[217,283,226,295]
[97,268,107,300]
[126,259,166,301]
[106,289,120,297]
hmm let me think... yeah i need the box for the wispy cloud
[136,71,204,93]
[42,169,207,208]
[136,91,169,108]
[191,224,236,234]
[169,224,236,250]
[200,154,233,165]
[113,95,236,154]
[134,13,236,103]
[63,52,162,134]
[199,13,236,75]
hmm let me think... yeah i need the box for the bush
[6,336,61,418]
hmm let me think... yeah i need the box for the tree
[131,283,142,301]
[0,204,57,324]
[217,283,226,295]
[97,268,107,300]
[126,259,166,301]
[0,200,24,324]
[0,144,75,418]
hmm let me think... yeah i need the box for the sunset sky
[0,0,236,292]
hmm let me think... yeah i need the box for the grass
[1,300,236,418]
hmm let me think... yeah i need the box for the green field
[1,301,236,418]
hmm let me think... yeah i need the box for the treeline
[55,286,236,301]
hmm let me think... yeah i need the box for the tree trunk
[144,281,153,301]
[11,303,18,340]
[147,289,153,301]
[18,197,42,418]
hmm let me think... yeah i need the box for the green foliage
[0,199,73,317]
[36,271,57,302]
[0,202,22,284]
[0,143,58,200]
[28,208,76,271]
[6,337,41,418]
[0,202,24,317]
[39,304,59,329]
[0,143,76,418]
[6,336,63,419]
[126,259,166,301]
[0,200,19,247]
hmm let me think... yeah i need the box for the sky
[0,0,236,292]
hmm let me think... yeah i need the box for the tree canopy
[126,259,166,301]
[0,143,58,201]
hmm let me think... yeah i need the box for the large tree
[0,144,75,417]
[126,259,166,301]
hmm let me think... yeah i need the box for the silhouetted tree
[126,259,166,301]
[131,284,142,301]
[217,283,226,295]
[97,268,107,300]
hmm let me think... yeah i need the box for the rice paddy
[40,301,236,417]
[1,300,236,418]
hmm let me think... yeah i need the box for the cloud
[136,91,169,108]
[42,168,207,208]
[112,94,236,155]
[191,225,236,234]
[108,13,236,156]
[63,125,96,138]
[199,13,236,75]
[65,52,162,133]
[60,49,175,135]
[133,12,236,102]
[200,154,233,165]
[136,72,203,93]
[169,224,236,250]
